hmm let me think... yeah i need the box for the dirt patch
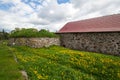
[21,70,28,80]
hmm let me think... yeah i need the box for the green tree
[0,29,9,40]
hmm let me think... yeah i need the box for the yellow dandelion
[33,70,37,74]
[117,72,120,78]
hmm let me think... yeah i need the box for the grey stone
[8,38,60,48]
[59,32,120,56]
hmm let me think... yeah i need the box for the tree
[0,29,9,40]
[15,28,20,32]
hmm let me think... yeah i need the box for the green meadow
[12,45,120,80]
[0,41,120,80]
[0,41,23,80]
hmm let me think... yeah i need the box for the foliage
[0,41,23,80]
[11,45,120,80]
[10,28,58,38]
[0,29,9,40]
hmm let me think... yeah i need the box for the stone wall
[59,32,120,56]
[8,38,60,48]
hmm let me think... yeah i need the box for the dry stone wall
[8,38,60,48]
[59,32,120,56]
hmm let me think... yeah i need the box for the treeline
[0,29,9,40]
[10,28,58,38]
[0,28,58,39]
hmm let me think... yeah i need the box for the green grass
[0,41,120,80]
[10,45,120,80]
[0,41,23,80]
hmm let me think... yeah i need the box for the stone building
[57,14,120,56]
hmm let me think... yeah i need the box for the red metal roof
[58,14,120,33]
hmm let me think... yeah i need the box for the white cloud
[71,0,120,19]
[38,1,78,22]
[0,0,12,3]
[10,0,34,16]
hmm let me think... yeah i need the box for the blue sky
[0,0,70,10]
[57,0,70,4]
[0,2,14,11]
[0,0,120,32]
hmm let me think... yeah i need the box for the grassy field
[0,41,23,80]
[0,40,120,80]
[10,45,120,80]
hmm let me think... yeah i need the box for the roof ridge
[69,13,120,23]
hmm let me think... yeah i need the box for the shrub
[10,28,58,38]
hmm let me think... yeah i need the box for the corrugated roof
[58,14,120,33]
